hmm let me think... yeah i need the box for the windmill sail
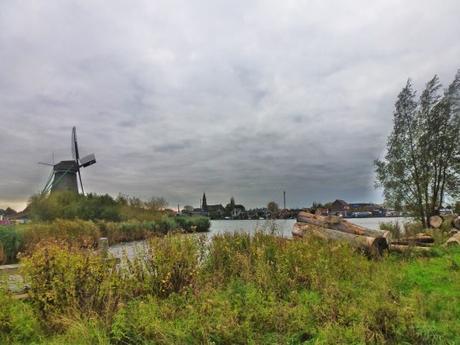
[71,126,79,162]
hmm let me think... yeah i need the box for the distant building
[328,200,385,217]
[330,199,350,216]
[231,204,246,219]
[348,203,384,217]
[207,204,225,219]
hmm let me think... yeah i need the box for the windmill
[40,127,96,195]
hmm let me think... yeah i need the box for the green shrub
[121,235,203,298]
[0,226,23,264]
[155,216,177,234]
[0,290,43,344]
[21,219,101,252]
[21,244,121,329]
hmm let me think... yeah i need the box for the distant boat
[351,211,372,218]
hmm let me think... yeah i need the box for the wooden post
[98,237,109,257]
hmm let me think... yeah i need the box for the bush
[28,191,170,222]
[0,226,23,264]
[29,192,122,222]
[21,244,121,329]
[98,220,148,244]
[0,290,43,344]
[21,219,101,252]
[121,235,204,298]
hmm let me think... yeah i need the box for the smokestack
[283,191,286,209]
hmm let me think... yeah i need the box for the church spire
[202,193,208,211]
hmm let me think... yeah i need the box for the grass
[0,232,457,344]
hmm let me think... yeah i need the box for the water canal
[109,217,407,258]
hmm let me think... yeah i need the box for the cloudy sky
[1,1,459,210]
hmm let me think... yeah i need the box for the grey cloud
[1,0,459,210]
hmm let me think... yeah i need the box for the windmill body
[50,160,79,193]
[40,127,96,195]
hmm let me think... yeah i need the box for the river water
[109,217,406,258]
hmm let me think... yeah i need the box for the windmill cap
[53,160,78,172]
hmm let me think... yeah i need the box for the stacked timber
[293,212,390,256]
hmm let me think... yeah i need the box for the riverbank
[0,216,210,264]
[1,232,459,344]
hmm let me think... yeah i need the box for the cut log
[292,222,304,238]
[389,244,432,253]
[398,233,434,244]
[453,216,460,230]
[429,215,443,228]
[293,222,388,256]
[445,232,460,246]
[297,211,391,240]
[390,240,434,247]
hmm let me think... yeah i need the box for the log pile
[293,212,460,254]
[293,212,390,256]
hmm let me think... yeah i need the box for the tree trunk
[399,234,434,243]
[292,222,388,256]
[390,240,433,247]
[296,211,391,240]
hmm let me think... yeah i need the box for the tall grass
[14,233,460,344]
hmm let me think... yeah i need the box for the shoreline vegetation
[0,192,210,265]
[0,232,458,344]
[0,217,210,265]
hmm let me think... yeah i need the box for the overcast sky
[1,1,459,210]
